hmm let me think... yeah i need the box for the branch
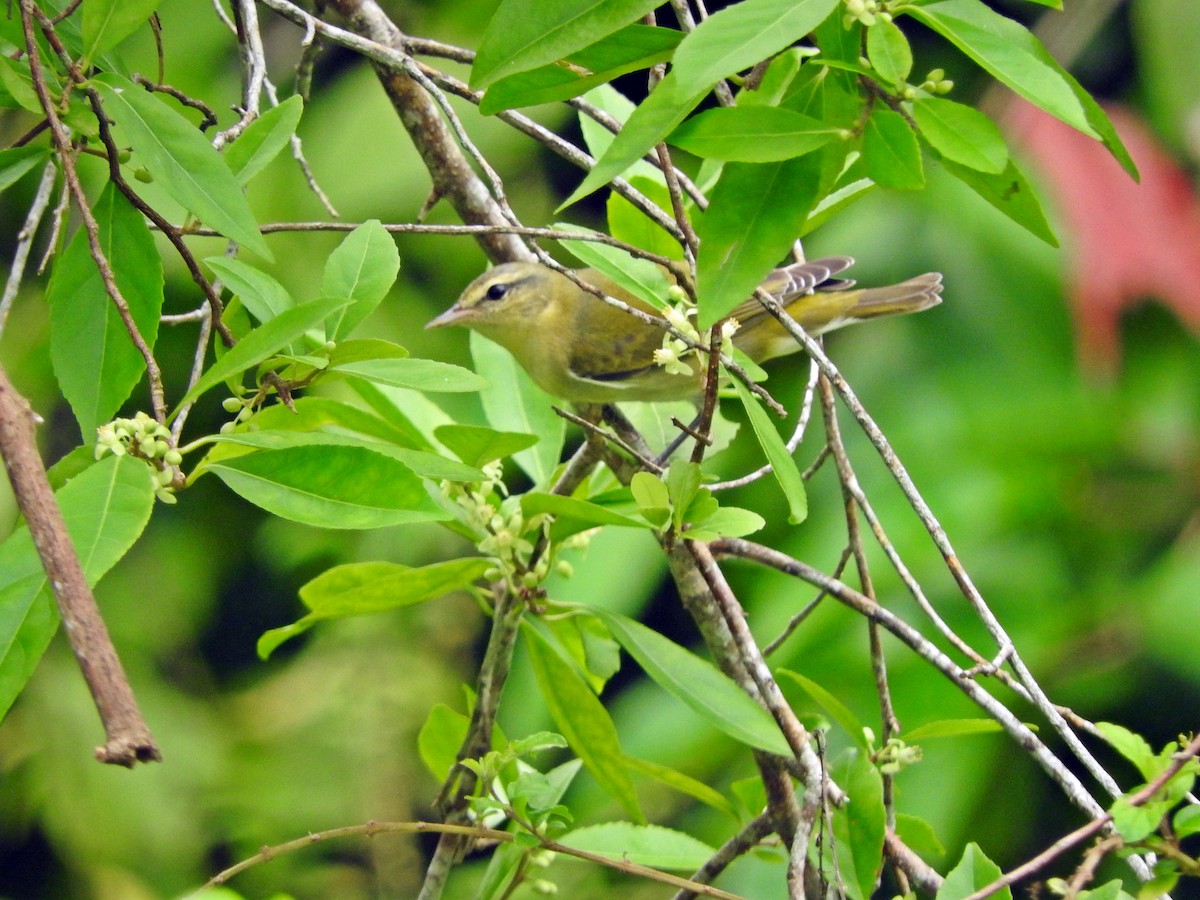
[0,364,160,766]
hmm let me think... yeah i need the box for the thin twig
[0,158,57,336]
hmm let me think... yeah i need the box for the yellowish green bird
[427,258,942,403]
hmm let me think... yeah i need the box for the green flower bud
[133,167,153,183]
[164,449,183,466]
[221,397,243,413]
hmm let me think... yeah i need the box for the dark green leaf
[472,0,661,89]
[0,456,155,721]
[594,608,791,755]
[671,0,841,87]
[912,96,1007,174]
[204,256,294,322]
[670,106,839,162]
[206,444,449,529]
[694,155,822,328]
[939,155,1058,247]
[224,95,304,186]
[731,377,808,523]
[523,621,644,823]
[258,557,490,657]
[906,0,1135,177]
[175,297,351,410]
[471,331,564,485]
[322,219,400,340]
[0,146,49,194]
[480,24,680,114]
[48,183,163,441]
[863,105,925,190]
[558,822,716,870]
[866,18,912,87]
[93,73,272,259]
[937,842,1008,900]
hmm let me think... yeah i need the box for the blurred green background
[0,1,1197,897]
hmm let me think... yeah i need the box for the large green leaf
[830,749,886,900]
[206,444,449,529]
[912,96,1007,174]
[671,0,840,88]
[321,219,400,340]
[82,0,162,62]
[326,358,487,393]
[480,24,680,114]
[433,424,539,468]
[669,106,839,162]
[694,155,822,328]
[48,182,163,441]
[204,256,294,322]
[594,609,791,755]
[0,146,49,194]
[0,456,156,721]
[93,73,273,259]
[862,105,925,190]
[257,557,491,657]
[939,155,1058,247]
[523,621,644,823]
[557,822,716,870]
[472,0,661,89]
[865,18,913,88]
[779,669,868,748]
[906,0,1135,178]
[470,331,564,485]
[731,377,808,524]
[555,223,674,310]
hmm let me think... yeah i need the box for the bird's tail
[845,272,944,321]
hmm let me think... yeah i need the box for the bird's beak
[426,305,468,329]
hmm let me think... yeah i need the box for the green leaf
[520,492,651,537]
[1095,722,1158,780]
[594,608,791,755]
[417,703,471,781]
[82,0,162,61]
[621,754,737,816]
[779,670,868,748]
[206,444,449,529]
[0,146,49,194]
[830,749,886,900]
[939,155,1058,247]
[906,0,1135,178]
[694,155,821,328]
[912,97,1007,174]
[671,0,840,88]
[557,822,716,870]
[1173,804,1200,839]
[224,95,304,186]
[937,842,1008,900]
[470,331,564,486]
[903,718,1005,741]
[630,471,671,528]
[863,105,925,190]
[895,813,945,857]
[93,73,272,259]
[471,0,661,89]
[522,621,644,823]
[434,424,539,468]
[258,557,490,657]
[555,223,674,311]
[327,358,488,392]
[480,24,680,114]
[204,256,294,322]
[670,106,839,162]
[321,219,401,340]
[175,297,351,410]
[606,175,684,261]
[1111,794,1170,842]
[731,377,808,523]
[681,505,765,541]
[866,18,913,88]
[48,183,163,441]
[563,70,710,208]
[0,456,156,721]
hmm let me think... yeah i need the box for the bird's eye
[485,283,510,302]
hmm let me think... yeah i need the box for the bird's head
[426,261,561,336]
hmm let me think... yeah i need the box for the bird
[427,258,942,403]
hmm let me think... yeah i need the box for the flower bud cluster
[654,289,701,378]
[918,68,954,95]
[220,395,256,434]
[844,0,890,27]
[95,412,182,503]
